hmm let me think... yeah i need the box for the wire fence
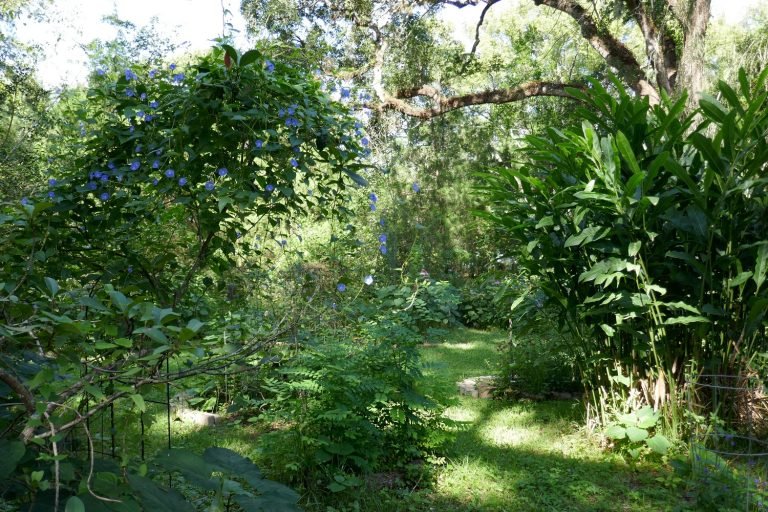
[687,373,768,510]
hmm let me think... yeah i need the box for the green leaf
[342,169,368,187]
[615,131,641,175]
[605,425,626,439]
[109,290,132,313]
[127,474,192,509]
[728,272,753,288]
[664,316,710,325]
[754,243,768,292]
[130,394,146,412]
[328,482,346,492]
[44,277,60,297]
[600,324,615,337]
[221,44,240,64]
[134,327,168,344]
[64,496,86,512]
[628,241,641,257]
[564,226,609,248]
[626,426,649,442]
[646,434,671,454]
[80,296,108,311]
[0,440,25,480]
[239,49,262,67]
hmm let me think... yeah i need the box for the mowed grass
[414,328,684,512]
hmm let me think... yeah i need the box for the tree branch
[0,368,35,414]
[379,81,579,119]
[625,0,677,93]
[459,0,502,74]
[532,0,659,102]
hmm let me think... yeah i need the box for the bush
[253,321,451,493]
[458,273,520,328]
[480,71,768,428]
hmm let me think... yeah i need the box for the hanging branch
[459,0,502,74]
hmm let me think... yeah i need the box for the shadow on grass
[413,328,686,512]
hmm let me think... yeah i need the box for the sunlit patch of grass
[444,405,480,422]
[442,342,477,350]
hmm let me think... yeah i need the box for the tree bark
[670,0,711,101]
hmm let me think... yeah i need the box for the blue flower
[337,283,346,292]
[361,137,369,146]
[285,117,300,127]
[205,181,214,191]
[165,169,175,178]
[97,68,106,76]
[87,181,97,190]
[100,192,109,201]
[341,87,350,99]
[379,218,385,226]
[172,73,184,83]
[179,177,188,186]
[412,182,421,192]
[149,69,158,78]
[379,245,387,255]
[144,114,154,122]
[290,158,298,167]
[378,234,387,243]
[255,139,263,149]
[124,69,137,81]
[364,275,374,285]
[152,160,160,169]
[130,161,140,171]
[107,162,115,170]
[48,191,55,198]
[217,167,228,177]
[92,170,102,178]
[140,93,146,101]
[20,197,28,205]
[100,174,108,182]
[369,193,377,202]
[169,63,177,71]
[125,88,135,97]
[287,104,297,115]
[136,110,145,119]
[127,265,133,273]
[266,184,274,192]
[129,125,135,133]
[135,144,142,153]
[48,178,57,186]
[152,178,159,186]
[278,108,286,117]
[265,60,274,72]
[370,203,376,211]
[149,100,159,109]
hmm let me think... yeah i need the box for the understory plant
[253,320,452,494]
[480,70,768,432]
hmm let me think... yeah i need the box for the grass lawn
[134,328,688,511]
[412,328,685,512]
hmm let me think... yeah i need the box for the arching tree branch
[532,0,660,103]
[378,81,579,119]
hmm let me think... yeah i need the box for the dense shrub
[253,321,451,493]
[480,71,768,429]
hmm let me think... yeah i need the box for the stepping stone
[457,376,496,398]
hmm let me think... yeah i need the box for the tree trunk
[674,0,712,102]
